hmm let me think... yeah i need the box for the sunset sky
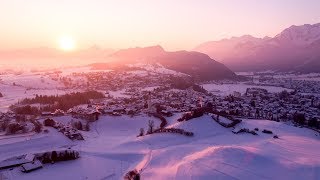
[0,0,320,51]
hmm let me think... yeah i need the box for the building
[21,160,43,173]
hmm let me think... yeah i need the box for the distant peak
[280,22,320,33]
[240,35,255,39]
[120,45,165,53]
[224,35,261,42]
[143,45,165,52]
[263,36,272,40]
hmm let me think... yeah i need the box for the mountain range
[194,23,320,73]
[0,45,237,81]
[2,22,319,76]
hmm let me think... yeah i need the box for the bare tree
[147,120,154,134]
[138,128,144,137]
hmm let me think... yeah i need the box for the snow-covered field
[236,72,320,82]
[127,63,187,76]
[1,115,319,180]
[202,83,292,96]
[0,84,68,112]
[0,67,103,112]
[274,73,320,81]
[0,72,70,112]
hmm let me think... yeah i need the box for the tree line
[10,91,105,114]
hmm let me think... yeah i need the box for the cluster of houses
[0,149,79,174]
[67,107,101,122]
[47,81,319,130]
[61,69,174,91]
[46,67,318,127]
[252,74,320,94]
[43,118,84,140]
[212,87,320,123]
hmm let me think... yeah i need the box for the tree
[10,105,40,115]
[31,120,42,133]
[0,121,8,131]
[13,91,105,112]
[147,120,154,134]
[250,100,256,107]
[51,151,58,163]
[42,153,51,163]
[6,123,24,135]
[138,128,144,137]
[256,109,260,118]
[279,90,289,100]
[44,118,56,127]
[308,117,318,128]
[293,113,306,125]
[85,122,90,131]
[78,121,83,130]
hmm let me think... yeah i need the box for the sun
[58,36,76,51]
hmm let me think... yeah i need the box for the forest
[10,91,105,114]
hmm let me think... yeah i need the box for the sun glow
[58,36,76,51]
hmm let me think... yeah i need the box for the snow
[0,68,319,179]
[58,66,112,76]
[108,89,131,98]
[127,63,186,76]
[142,86,160,91]
[139,118,320,180]
[275,23,320,46]
[0,83,68,112]
[1,114,319,180]
[273,73,320,81]
[21,160,42,172]
[0,68,94,112]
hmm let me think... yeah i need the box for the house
[0,154,34,170]
[52,109,65,116]
[41,112,53,117]
[86,110,101,121]
[25,154,35,161]
[21,160,43,173]
[233,91,241,98]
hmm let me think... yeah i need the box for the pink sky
[0,0,319,51]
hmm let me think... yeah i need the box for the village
[0,68,320,178]
[1,69,320,138]
[65,70,320,130]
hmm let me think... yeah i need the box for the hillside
[194,23,320,73]
[0,115,319,179]
[107,46,237,81]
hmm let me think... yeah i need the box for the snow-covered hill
[1,115,319,180]
[107,46,238,81]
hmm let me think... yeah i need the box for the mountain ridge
[105,46,238,81]
[194,23,320,72]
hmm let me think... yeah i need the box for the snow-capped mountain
[194,23,320,72]
[274,23,320,46]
